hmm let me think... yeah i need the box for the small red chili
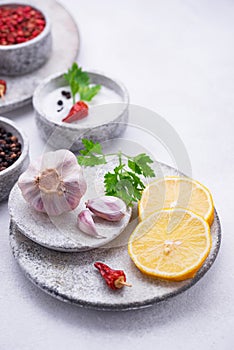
[62,101,89,123]
[94,262,132,290]
[0,80,7,98]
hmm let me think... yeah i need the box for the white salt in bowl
[33,71,129,151]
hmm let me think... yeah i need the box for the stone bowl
[0,1,52,76]
[33,71,129,151]
[0,116,29,202]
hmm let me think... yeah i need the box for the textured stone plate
[9,162,221,311]
[0,0,79,114]
[8,165,132,252]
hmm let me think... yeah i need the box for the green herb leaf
[104,165,146,206]
[79,139,103,155]
[77,139,155,206]
[77,139,106,166]
[64,63,80,104]
[104,172,118,194]
[75,68,90,87]
[132,153,155,178]
[128,159,142,174]
[64,63,101,104]
[79,85,101,102]
[115,179,136,206]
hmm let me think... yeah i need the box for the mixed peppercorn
[0,126,22,172]
[0,5,46,46]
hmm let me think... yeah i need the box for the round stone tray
[0,0,79,114]
[8,165,132,252]
[9,162,221,311]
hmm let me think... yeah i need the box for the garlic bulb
[77,210,105,238]
[86,196,127,222]
[18,149,87,216]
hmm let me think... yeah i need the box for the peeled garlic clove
[86,196,127,222]
[77,210,105,238]
[18,149,87,216]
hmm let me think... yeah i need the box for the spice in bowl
[0,5,46,46]
[0,126,21,172]
[0,80,7,98]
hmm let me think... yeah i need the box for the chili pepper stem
[94,262,132,290]
[119,281,132,287]
[0,89,4,100]
[114,275,132,289]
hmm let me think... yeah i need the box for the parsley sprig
[77,139,155,206]
[78,139,106,166]
[64,63,101,105]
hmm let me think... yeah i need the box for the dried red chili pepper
[94,262,132,290]
[62,101,89,123]
[0,80,7,98]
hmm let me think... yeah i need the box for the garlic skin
[77,210,105,238]
[18,149,87,216]
[86,196,127,222]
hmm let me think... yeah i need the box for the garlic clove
[41,191,71,217]
[18,163,45,212]
[77,210,105,238]
[18,149,87,216]
[18,180,45,212]
[40,149,71,174]
[86,196,127,222]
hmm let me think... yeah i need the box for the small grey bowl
[0,1,52,76]
[0,116,29,202]
[33,71,129,151]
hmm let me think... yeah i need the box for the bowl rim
[0,116,29,176]
[33,70,129,130]
[0,1,51,50]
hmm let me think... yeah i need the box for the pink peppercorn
[0,5,46,46]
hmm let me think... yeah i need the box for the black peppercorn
[61,90,71,99]
[0,126,22,172]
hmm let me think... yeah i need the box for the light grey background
[0,0,233,349]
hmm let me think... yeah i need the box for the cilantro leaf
[104,172,118,194]
[63,63,77,84]
[77,139,155,206]
[80,139,103,155]
[78,155,106,166]
[74,68,90,87]
[104,165,146,206]
[77,139,106,166]
[115,179,135,206]
[64,63,100,104]
[64,63,81,104]
[79,85,101,102]
[132,153,155,177]
[128,159,142,174]
[125,171,145,191]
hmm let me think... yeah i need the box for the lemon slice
[128,208,212,281]
[139,176,214,225]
